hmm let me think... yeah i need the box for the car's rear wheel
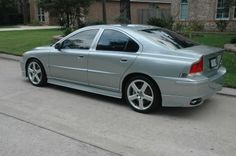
[26,59,47,86]
[125,76,161,113]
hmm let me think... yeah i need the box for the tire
[124,76,161,113]
[26,59,47,86]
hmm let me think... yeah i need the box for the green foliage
[147,17,174,30]
[216,20,228,32]
[188,21,204,32]
[63,28,73,36]
[230,37,236,44]
[86,21,105,26]
[0,0,19,25]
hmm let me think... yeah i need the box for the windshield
[140,28,198,49]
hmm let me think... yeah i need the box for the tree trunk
[120,0,131,24]
[102,0,107,23]
[21,0,30,24]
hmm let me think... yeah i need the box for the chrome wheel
[27,61,42,85]
[127,79,154,111]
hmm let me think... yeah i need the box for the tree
[102,0,107,23]
[0,0,19,25]
[20,0,30,24]
[119,0,131,24]
[40,0,93,28]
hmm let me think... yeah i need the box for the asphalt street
[0,58,236,156]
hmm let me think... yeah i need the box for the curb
[217,87,236,97]
[0,52,236,97]
[0,53,21,61]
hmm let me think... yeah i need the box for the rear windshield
[140,28,198,49]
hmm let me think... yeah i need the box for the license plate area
[209,57,218,69]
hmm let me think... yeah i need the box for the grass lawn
[0,29,62,55]
[193,33,236,48]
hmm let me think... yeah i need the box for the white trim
[233,0,236,20]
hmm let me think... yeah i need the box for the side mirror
[55,43,62,50]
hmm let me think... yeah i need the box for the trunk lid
[181,45,224,76]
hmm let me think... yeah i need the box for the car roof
[83,24,158,31]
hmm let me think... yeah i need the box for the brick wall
[171,0,236,31]
[87,1,171,24]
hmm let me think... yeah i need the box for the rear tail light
[189,57,203,74]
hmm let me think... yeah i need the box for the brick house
[87,0,171,24]
[23,0,171,25]
[171,0,236,31]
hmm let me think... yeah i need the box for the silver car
[20,25,226,113]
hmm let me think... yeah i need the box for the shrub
[86,21,105,26]
[216,20,228,32]
[147,17,174,30]
[189,20,204,32]
[63,27,73,36]
[230,37,236,44]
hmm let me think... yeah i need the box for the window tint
[96,30,139,52]
[62,29,98,50]
[141,28,197,49]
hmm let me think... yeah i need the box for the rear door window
[96,30,139,52]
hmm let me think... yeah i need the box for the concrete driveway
[0,58,236,156]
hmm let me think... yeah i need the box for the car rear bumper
[153,67,226,107]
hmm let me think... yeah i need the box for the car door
[49,29,99,84]
[88,29,140,91]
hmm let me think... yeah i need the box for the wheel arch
[25,57,46,77]
[121,73,162,102]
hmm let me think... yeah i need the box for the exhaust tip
[190,98,202,105]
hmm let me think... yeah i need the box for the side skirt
[47,78,122,99]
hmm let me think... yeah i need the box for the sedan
[20,24,226,113]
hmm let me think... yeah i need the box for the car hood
[33,45,54,51]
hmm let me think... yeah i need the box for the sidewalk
[0,52,236,97]
[0,25,60,32]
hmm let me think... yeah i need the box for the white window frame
[38,7,45,22]
[233,0,236,20]
[215,0,230,20]
[179,0,188,20]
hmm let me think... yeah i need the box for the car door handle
[77,55,84,59]
[120,58,128,63]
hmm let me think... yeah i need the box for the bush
[216,20,228,32]
[63,28,73,36]
[189,20,204,32]
[147,17,174,30]
[85,21,105,26]
[230,37,236,44]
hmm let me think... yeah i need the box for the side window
[62,29,98,50]
[96,30,139,52]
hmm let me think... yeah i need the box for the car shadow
[23,79,216,118]
[47,83,125,106]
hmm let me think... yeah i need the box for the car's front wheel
[125,76,161,113]
[26,59,47,86]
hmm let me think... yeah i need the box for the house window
[38,7,45,22]
[216,0,229,19]
[180,0,188,20]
